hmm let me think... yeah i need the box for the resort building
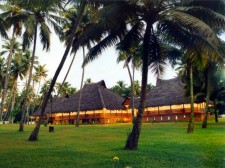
[137,77,207,122]
[32,80,132,124]
[32,77,208,124]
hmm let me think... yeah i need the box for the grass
[0,119,225,168]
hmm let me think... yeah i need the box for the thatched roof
[137,77,190,107]
[31,80,126,116]
[31,97,68,116]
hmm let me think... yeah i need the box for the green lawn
[0,120,225,168]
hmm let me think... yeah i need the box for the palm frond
[116,22,143,52]
[175,6,225,30]
[22,31,33,50]
[163,10,220,45]
[83,24,127,66]
[158,19,221,59]
[39,22,51,50]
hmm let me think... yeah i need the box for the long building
[134,77,207,122]
[31,80,132,124]
[31,77,208,124]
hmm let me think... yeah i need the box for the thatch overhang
[134,77,191,108]
[31,80,126,116]
[31,97,68,116]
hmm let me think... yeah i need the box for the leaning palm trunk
[202,68,210,128]
[28,2,86,141]
[57,51,77,97]
[0,31,16,121]
[187,63,194,133]
[76,47,85,127]
[125,60,134,120]
[19,25,38,132]
[124,23,151,150]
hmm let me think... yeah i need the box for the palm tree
[116,44,141,120]
[85,78,92,84]
[7,49,31,122]
[28,1,88,141]
[78,0,225,149]
[76,47,85,126]
[0,57,6,97]
[0,2,22,121]
[0,39,21,120]
[34,64,48,95]
[56,82,71,97]
[12,0,64,132]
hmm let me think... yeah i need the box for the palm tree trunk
[36,80,41,96]
[214,100,218,123]
[57,51,77,97]
[0,30,16,121]
[8,79,17,123]
[202,67,210,128]
[19,25,38,132]
[124,23,151,150]
[187,63,194,133]
[76,47,85,126]
[28,2,86,141]
[125,61,134,120]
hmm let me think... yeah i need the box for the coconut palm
[56,82,72,97]
[34,64,48,95]
[76,47,85,126]
[10,0,64,132]
[116,44,141,120]
[57,4,97,127]
[0,39,21,120]
[7,49,31,122]
[85,78,92,84]
[0,57,6,96]
[28,0,88,141]
[0,2,23,121]
[77,0,225,149]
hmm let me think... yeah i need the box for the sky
[35,31,177,90]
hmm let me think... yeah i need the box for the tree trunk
[8,79,17,123]
[187,63,194,133]
[0,30,16,121]
[57,51,77,97]
[214,99,218,123]
[28,2,86,141]
[132,64,135,117]
[124,23,151,150]
[202,67,210,128]
[19,25,38,132]
[76,47,85,126]
[36,80,41,96]
[125,61,134,120]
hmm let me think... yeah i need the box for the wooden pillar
[61,113,63,124]
[102,108,107,124]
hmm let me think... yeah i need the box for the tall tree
[79,0,225,149]
[0,2,22,121]
[28,1,88,141]
[12,0,63,131]
[7,49,31,122]
[76,47,85,126]
[116,44,141,120]
[34,64,48,95]
[0,39,21,120]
